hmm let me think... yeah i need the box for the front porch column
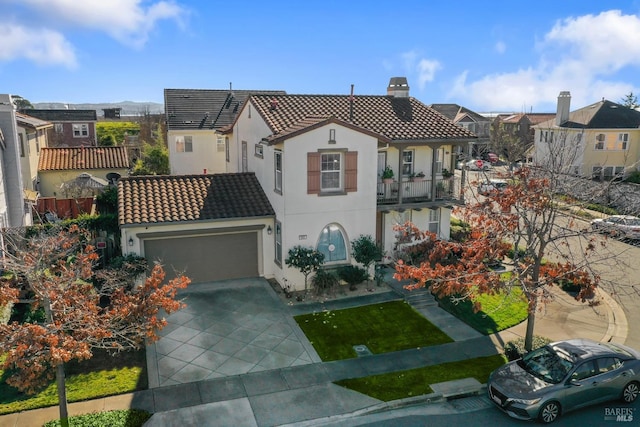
[398,147,404,204]
[430,145,442,201]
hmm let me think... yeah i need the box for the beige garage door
[144,232,259,283]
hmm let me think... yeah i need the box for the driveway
[147,278,320,388]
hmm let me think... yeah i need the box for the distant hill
[32,101,164,117]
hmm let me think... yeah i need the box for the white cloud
[400,50,442,90]
[0,24,76,67]
[494,41,506,54]
[7,0,187,48]
[450,10,640,111]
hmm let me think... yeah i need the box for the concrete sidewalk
[0,277,627,427]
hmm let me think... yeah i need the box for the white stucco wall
[168,129,229,175]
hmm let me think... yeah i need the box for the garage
[144,231,259,283]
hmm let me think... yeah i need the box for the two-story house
[22,109,98,147]
[493,112,555,162]
[16,112,52,192]
[534,91,640,180]
[430,104,491,158]
[164,88,285,175]
[0,95,31,227]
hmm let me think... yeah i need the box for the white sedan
[591,215,640,239]
[460,159,492,171]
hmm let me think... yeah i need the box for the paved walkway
[0,270,627,427]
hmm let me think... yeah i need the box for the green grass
[336,354,507,401]
[294,301,453,361]
[436,286,528,335]
[0,349,147,415]
[43,409,151,427]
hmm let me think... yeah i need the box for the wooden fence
[35,197,95,221]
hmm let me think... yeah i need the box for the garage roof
[118,173,275,225]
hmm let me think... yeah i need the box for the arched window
[317,223,348,263]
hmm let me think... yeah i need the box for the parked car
[459,159,492,171]
[488,338,640,423]
[484,152,499,164]
[590,215,640,239]
[478,179,508,196]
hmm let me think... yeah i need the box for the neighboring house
[118,173,275,283]
[38,146,129,198]
[165,88,285,175]
[22,109,98,147]
[492,112,555,161]
[0,95,31,227]
[16,112,53,192]
[430,103,491,158]
[534,91,640,180]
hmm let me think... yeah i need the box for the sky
[3,1,640,113]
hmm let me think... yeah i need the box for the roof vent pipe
[349,84,354,121]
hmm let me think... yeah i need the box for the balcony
[376,177,463,208]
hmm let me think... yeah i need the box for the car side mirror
[568,379,582,386]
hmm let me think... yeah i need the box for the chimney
[556,91,571,126]
[387,77,410,98]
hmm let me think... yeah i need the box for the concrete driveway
[147,278,320,388]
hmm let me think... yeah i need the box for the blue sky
[3,1,640,113]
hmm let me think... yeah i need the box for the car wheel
[538,401,561,423]
[622,381,640,403]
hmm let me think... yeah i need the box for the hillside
[32,101,164,117]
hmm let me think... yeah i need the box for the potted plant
[410,171,425,182]
[381,165,394,183]
[442,168,454,178]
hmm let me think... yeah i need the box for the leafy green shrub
[559,279,581,293]
[43,409,151,427]
[503,336,552,361]
[624,171,640,184]
[584,203,618,216]
[10,304,45,324]
[337,265,369,291]
[449,217,471,242]
[311,268,339,296]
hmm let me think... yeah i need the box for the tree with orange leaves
[0,225,190,427]
[395,165,604,353]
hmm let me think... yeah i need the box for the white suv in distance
[478,179,508,196]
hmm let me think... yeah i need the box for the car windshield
[519,346,575,384]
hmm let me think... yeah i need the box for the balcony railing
[376,177,462,206]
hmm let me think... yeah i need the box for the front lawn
[294,301,453,361]
[336,354,507,401]
[0,349,146,415]
[436,286,528,334]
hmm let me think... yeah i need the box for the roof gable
[38,146,129,171]
[251,95,476,142]
[118,173,275,225]
[16,112,53,129]
[164,88,286,131]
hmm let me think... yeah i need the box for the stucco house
[164,88,285,175]
[37,146,129,199]
[121,78,476,290]
[16,112,53,192]
[0,95,32,227]
[533,91,640,180]
[22,109,98,147]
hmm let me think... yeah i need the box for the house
[16,112,53,192]
[118,173,275,283]
[37,146,130,199]
[533,91,640,180]
[164,88,285,175]
[492,112,555,162]
[430,103,492,158]
[0,95,32,227]
[22,109,98,147]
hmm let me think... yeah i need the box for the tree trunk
[524,302,537,352]
[56,363,70,427]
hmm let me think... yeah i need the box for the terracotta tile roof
[251,95,477,143]
[38,146,129,171]
[21,109,97,122]
[118,173,275,225]
[164,88,286,131]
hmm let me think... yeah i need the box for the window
[402,150,414,176]
[274,150,282,193]
[54,123,63,134]
[592,166,603,180]
[595,134,605,150]
[597,357,622,374]
[275,221,282,265]
[428,209,440,234]
[72,123,89,138]
[571,361,597,381]
[175,136,193,152]
[18,133,24,157]
[618,133,629,150]
[255,144,263,158]
[321,152,342,191]
[317,223,348,263]
[216,135,225,152]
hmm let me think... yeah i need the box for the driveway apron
[147,278,320,388]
